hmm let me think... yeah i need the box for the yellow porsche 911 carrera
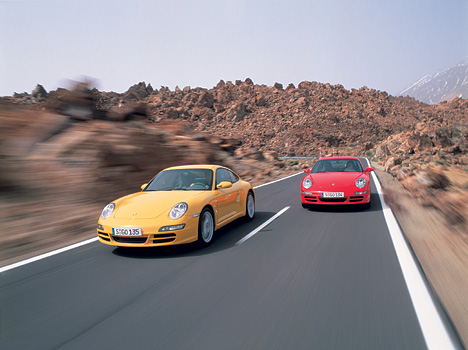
[97,165,255,247]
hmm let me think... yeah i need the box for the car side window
[227,170,239,183]
[215,169,230,186]
[215,169,222,186]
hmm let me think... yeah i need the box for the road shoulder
[374,164,468,348]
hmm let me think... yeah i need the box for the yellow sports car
[97,165,255,247]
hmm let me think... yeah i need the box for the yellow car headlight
[170,202,188,220]
[101,203,115,219]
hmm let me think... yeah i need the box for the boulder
[32,84,48,100]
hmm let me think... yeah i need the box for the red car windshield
[311,159,363,173]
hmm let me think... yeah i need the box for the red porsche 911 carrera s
[301,156,373,209]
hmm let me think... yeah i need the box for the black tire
[245,191,255,221]
[198,208,214,246]
[362,201,371,210]
[302,202,310,209]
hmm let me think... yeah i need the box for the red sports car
[301,156,373,209]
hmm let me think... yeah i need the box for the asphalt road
[0,162,463,350]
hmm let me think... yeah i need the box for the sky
[1,0,467,97]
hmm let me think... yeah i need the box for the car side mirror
[217,181,233,189]
[304,168,311,173]
[364,167,374,173]
[141,183,148,190]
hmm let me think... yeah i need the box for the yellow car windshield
[144,169,214,191]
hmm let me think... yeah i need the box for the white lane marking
[254,172,302,189]
[235,206,290,245]
[1,172,301,273]
[372,171,459,349]
[0,237,99,274]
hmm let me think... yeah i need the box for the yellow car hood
[113,191,205,219]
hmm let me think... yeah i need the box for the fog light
[97,224,104,230]
[302,191,312,195]
[159,224,186,232]
[354,191,367,195]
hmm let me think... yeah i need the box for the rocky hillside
[7,79,468,158]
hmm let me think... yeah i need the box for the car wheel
[199,208,214,245]
[245,191,255,221]
[302,203,310,209]
[363,201,371,210]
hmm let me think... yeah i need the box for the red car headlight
[355,178,367,188]
[302,178,312,189]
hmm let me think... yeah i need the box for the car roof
[163,164,222,171]
[317,156,361,161]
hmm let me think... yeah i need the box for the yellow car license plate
[112,228,142,236]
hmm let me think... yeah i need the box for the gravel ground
[374,165,468,348]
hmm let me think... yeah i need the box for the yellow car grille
[113,236,148,244]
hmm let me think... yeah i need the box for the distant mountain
[399,61,468,104]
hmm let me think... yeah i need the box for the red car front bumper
[301,189,371,205]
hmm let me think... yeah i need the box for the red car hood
[310,172,365,188]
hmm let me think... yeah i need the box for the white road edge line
[371,170,458,350]
[1,172,302,273]
[235,206,290,246]
[0,237,99,274]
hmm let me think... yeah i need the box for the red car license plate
[321,192,344,198]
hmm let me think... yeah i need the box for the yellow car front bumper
[97,216,200,247]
